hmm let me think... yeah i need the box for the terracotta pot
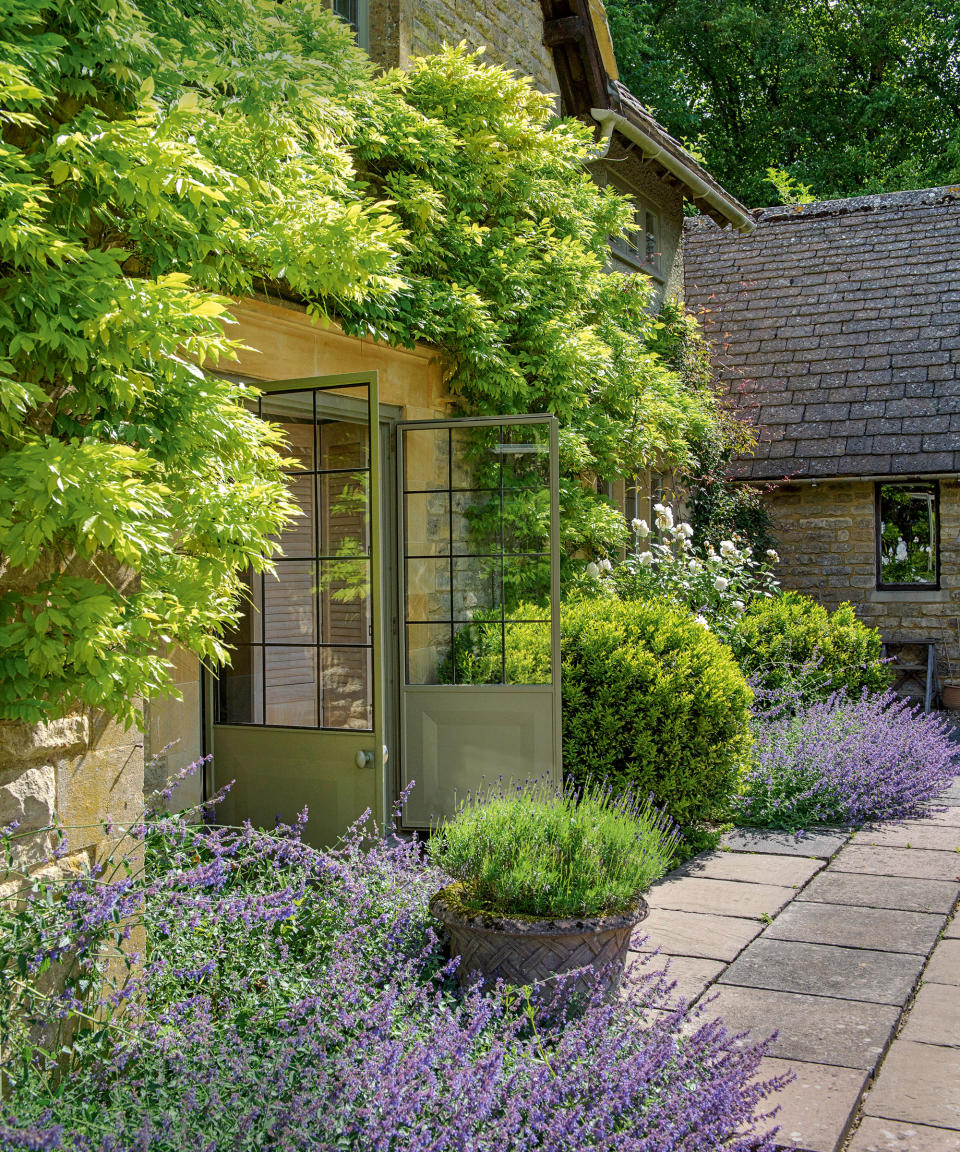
[428,886,648,993]
[941,682,960,710]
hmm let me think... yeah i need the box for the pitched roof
[683,185,960,481]
[539,0,753,232]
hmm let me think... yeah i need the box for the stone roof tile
[684,186,960,478]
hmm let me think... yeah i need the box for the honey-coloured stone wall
[768,479,960,674]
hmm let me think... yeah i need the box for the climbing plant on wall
[0,0,720,724]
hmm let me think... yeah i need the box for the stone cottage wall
[368,0,558,94]
[0,713,144,896]
[769,479,960,674]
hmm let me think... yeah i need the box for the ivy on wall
[0,0,721,724]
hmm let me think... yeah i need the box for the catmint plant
[0,773,786,1151]
[734,688,959,830]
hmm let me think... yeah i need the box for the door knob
[355,750,374,770]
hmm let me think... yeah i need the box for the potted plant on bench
[427,781,678,993]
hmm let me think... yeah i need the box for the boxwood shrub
[450,599,753,832]
[726,592,891,704]
[558,598,753,830]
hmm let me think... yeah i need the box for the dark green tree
[607,0,960,207]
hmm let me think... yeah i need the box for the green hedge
[726,592,891,703]
[449,598,753,831]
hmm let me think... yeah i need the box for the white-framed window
[332,0,370,52]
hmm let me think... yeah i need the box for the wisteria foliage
[734,688,959,831]
[1,787,784,1151]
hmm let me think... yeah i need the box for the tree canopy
[0,0,719,724]
[607,0,960,207]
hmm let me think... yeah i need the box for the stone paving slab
[753,1057,868,1152]
[830,846,960,882]
[719,938,926,1004]
[635,954,725,1008]
[864,1040,960,1131]
[647,875,796,920]
[846,1118,960,1151]
[923,938,960,985]
[851,824,960,851]
[632,908,763,962]
[764,901,946,955]
[675,850,824,888]
[695,985,898,1069]
[798,871,959,914]
[900,981,960,1047]
[946,917,960,939]
[723,828,849,858]
[920,807,960,828]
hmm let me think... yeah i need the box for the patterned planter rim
[428,887,648,938]
[429,885,649,991]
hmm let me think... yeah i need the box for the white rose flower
[714,576,729,591]
[688,558,700,571]
[631,518,650,539]
[732,599,745,611]
[719,540,736,558]
[765,549,779,562]
[586,561,600,578]
[678,522,694,539]
[600,558,613,572]
[638,551,654,567]
[694,615,710,629]
[653,503,666,513]
[896,539,908,561]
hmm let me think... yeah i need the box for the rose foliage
[0,0,718,724]
[0,785,785,1151]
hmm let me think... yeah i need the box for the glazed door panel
[397,416,562,828]
[211,374,384,846]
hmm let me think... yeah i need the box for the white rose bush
[585,505,780,634]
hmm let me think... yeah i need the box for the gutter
[591,107,756,235]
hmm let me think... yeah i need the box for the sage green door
[211,374,385,845]
[397,416,562,828]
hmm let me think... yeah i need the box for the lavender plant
[0,778,786,1151]
[734,689,959,831]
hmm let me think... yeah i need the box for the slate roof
[683,186,960,480]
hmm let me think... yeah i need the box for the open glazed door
[210,373,384,846]
[397,416,562,828]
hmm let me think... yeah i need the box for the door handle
[355,750,374,770]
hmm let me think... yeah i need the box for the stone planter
[429,886,647,993]
[942,682,960,710]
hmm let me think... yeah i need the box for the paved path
[632,781,960,1152]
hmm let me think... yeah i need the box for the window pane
[321,646,372,730]
[319,557,370,645]
[404,428,449,491]
[453,555,502,621]
[217,643,262,724]
[264,646,317,727]
[405,491,450,556]
[406,557,451,624]
[263,562,317,643]
[318,416,368,470]
[277,475,316,558]
[504,623,552,685]
[879,484,937,585]
[407,624,452,685]
[320,471,370,556]
[261,392,314,470]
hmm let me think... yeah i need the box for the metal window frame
[214,371,381,733]
[874,478,942,591]
[396,414,562,695]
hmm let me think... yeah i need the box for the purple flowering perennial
[735,688,959,831]
[0,775,786,1151]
